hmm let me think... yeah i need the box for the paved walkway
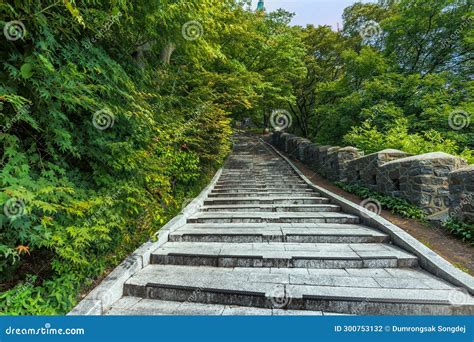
[106,136,474,315]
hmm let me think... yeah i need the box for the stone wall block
[296,138,312,162]
[379,152,468,214]
[449,166,474,224]
[303,144,318,166]
[345,149,409,190]
[323,147,364,182]
[280,133,292,153]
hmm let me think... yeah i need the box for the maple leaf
[16,245,30,256]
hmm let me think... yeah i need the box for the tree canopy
[289,0,473,162]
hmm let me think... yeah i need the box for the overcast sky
[251,0,377,29]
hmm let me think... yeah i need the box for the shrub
[442,219,474,245]
[335,182,426,220]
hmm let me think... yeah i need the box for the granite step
[213,184,311,189]
[218,177,301,181]
[106,297,332,316]
[123,265,474,315]
[202,204,341,213]
[187,212,360,224]
[210,188,314,194]
[207,192,322,198]
[169,225,389,243]
[203,197,331,205]
[214,183,307,188]
[149,242,418,268]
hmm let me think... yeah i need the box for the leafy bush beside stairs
[334,182,426,220]
[335,182,474,245]
[0,177,213,315]
[0,1,235,314]
[442,219,474,246]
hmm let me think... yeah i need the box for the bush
[0,1,232,314]
[442,219,474,245]
[335,182,426,220]
[344,118,473,164]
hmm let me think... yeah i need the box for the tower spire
[256,0,265,12]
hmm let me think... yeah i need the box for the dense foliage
[288,0,473,163]
[0,1,303,314]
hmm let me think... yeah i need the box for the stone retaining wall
[378,153,467,214]
[345,149,409,190]
[449,166,474,223]
[270,132,473,221]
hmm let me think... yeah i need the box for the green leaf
[20,63,33,79]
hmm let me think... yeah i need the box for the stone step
[106,297,332,316]
[221,169,293,171]
[187,212,360,224]
[204,197,330,205]
[212,185,314,195]
[219,174,300,178]
[219,174,302,178]
[180,223,380,230]
[211,188,314,194]
[214,184,310,189]
[150,242,418,268]
[215,182,306,188]
[169,225,389,243]
[217,176,304,184]
[220,172,298,174]
[124,265,474,315]
[208,192,321,198]
[202,204,341,213]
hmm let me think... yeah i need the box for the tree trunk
[160,42,176,64]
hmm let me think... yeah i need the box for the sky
[251,0,377,29]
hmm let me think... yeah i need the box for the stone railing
[270,132,473,221]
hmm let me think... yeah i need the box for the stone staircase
[105,136,474,315]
